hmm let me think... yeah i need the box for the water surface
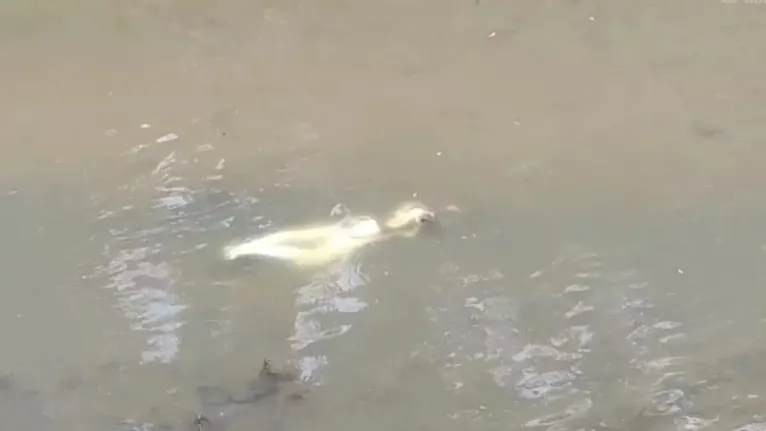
[2,0,766,430]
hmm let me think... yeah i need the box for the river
[1,0,766,430]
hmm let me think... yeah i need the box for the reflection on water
[431,248,641,428]
[86,140,218,364]
[427,237,766,430]
[290,262,370,382]
[97,246,185,364]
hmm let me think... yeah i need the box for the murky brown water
[2,0,766,429]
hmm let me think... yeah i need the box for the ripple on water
[427,245,711,429]
[734,423,766,431]
[288,260,370,382]
[88,244,186,364]
[85,141,236,365]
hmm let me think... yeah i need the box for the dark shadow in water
[0,374,56,431]
[193,359,306,431]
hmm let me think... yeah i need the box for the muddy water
[2,0,766,429]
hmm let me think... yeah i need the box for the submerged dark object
[226,359,296,405]
[192,414,210,431]
[193,359,303,430]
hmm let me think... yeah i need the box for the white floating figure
[222,201,435,268]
